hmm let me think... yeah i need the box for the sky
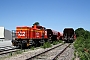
[0,0,90,32]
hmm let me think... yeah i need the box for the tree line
[74,28,90,60]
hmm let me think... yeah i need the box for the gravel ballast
[4,43,75,60]
[4,43,62,60]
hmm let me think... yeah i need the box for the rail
[52,43,71,60]
[26,43,65,60]
[0,46,19,55]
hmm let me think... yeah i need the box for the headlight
[13,38,15,40]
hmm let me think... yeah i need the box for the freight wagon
[62,28,76,43]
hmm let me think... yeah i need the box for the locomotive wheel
[17,44,22,49]
[39,40,45,44]
[17,43,27,49]
[34,40,40,47]
[65,40,68,43]
[70,40,73,43]
[47,39,52,43]
[40,40,45,45]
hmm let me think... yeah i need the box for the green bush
[16,50,22,54]
[74,28,90,60]
[41,42,52,49]
[31,46,35,50]
[52,41,59,45]
[58,40,63,43]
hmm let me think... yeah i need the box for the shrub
[31,46,35,50]
[52,41,59,45]
[74,28,90,60]
[41,42,52,49]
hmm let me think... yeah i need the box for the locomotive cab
[12,26,31,48]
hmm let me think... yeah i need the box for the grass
[58,40,63,43]
[40,40,62,49]
[52,40,63,45]
[30,46,35,50]
[72,57,75,60]
[16,50,23,54]
[52,41,59,45]
[40,42,52,49]
[0,50,24,60]
[0,49,29,60]
[73,37,90,60]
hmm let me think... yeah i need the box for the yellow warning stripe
[16,29,30,30]
[16,29,44,32]
[30,30,42,32]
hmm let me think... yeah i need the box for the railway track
[52,43,71,60]
[26,43,71,60]
[0,46,19,55]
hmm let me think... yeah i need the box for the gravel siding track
[4,43,75,60]
[30,43,69,60]
[4,43,63,60]
[57,43,74,60]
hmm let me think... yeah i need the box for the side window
[45,31,47,35]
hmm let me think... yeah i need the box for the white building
[0,27,12,41]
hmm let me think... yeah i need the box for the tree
[75,28,90,39]
[75,28,85,37]
[33,22,40,26]
[84,30,90,39]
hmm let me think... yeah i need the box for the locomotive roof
[32,25,46,29]
[16,26,30,27]
[64,28,74,30]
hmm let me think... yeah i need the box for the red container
[59,32,63,40]
[57,32,60,40]
[74,34,76,40]
[52,30,58,36]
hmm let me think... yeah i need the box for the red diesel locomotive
[12,25,62,48]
